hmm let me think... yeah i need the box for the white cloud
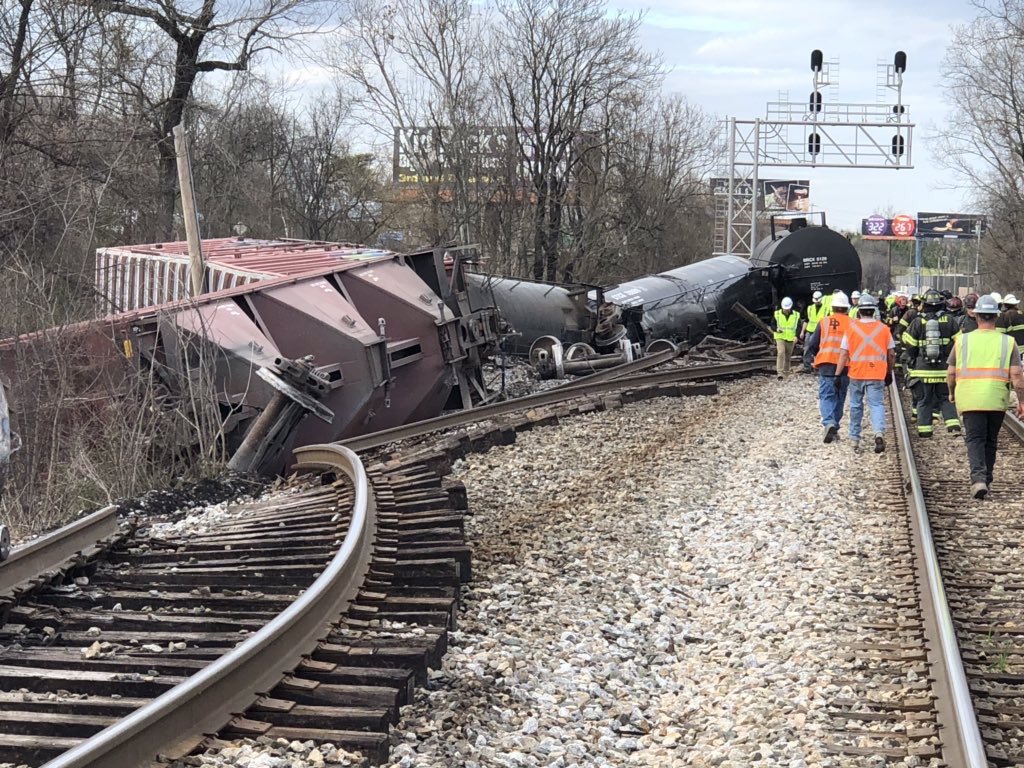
[627,0,977,227]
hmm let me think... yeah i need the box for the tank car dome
[750,226,861,299]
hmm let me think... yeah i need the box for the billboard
[861,214,916,240]
[710,178,811,213]
[762,180,810,213]
[393,126,515,186]
[916,212,985,239]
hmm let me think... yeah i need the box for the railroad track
[894,386,1024,766]
[825,383,1024,766]
[0,356,774,767]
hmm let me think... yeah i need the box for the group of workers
[773,288,1024,499]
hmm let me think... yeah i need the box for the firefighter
[997,294,1024,346]
[903,290,960,437]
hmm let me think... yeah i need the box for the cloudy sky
[620,0,978,229]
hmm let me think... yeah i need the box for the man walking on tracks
[948,294,1024,499]
[837,294,895,454]
[806,291,851,443]
[774,297,800,380]
[902,290,960,438]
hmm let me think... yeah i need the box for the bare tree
[934,0,1024,276]
[492,0,661,280]
[337,0,493,247]
[91,0,335,239]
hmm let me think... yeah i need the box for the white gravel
[384,374,936,768]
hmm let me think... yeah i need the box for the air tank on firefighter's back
[750,218,862,299]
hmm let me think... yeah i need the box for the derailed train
[469,219,862,356]
[0,239,500,477]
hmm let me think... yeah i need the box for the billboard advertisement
[916,212,985,239]
[861,214,917,240]
[393,126,515,186]
[710,178,811,213]
[762,180,810,212]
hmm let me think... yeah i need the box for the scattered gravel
[168,737,363,768]
[384,374,935,768]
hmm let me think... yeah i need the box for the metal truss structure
[713,54,914,257]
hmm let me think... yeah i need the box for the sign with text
[916,212,985,239]
[710,178,811,213]
[861,214,917,240]
[393,126,516,186]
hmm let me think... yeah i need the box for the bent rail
[42,444,377,768]
[345,357,773,452]
[0,505,119,596]
[889,382,987,767]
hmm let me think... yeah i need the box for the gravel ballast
[385,375,935,768]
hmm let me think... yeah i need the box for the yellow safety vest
[774,309,799,341]
[806,303,825,333]
[954,329,1014,412]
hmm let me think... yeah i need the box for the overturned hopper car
[469,218,861,353]
[2,239,500,476]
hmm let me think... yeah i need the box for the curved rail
[0,505,118,597]
[42,444,377,768]
[889,382,987,767]
[345,357,773,453]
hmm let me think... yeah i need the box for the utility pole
[173,124,205,298]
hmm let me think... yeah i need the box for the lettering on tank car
[801,256,828,268]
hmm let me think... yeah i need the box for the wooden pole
[172,124,205,298]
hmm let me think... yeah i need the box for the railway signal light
[892,134,905,157]
[809,91,823,113]
[808,132,822,156]
[811,49,823,72]
[894,51,907,73]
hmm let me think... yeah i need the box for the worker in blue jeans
[805,291,851,443]
[836,294,896,453]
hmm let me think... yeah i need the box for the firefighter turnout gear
[997,296,1024,346]
[902,301,960,437]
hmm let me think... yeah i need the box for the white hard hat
[781,297,794,310]
[831,291,850,309]
[991,292,1003,304]
[812,290,823,301]
[851,290,861,299]
[1005,293,1020,305]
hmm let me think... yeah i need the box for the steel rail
[42,444,377,768]
[0,505,118,597]
[889,382,988,768]
[1002,409,1024,442]
[345,357,773,452]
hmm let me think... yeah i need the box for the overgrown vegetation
[0,0,721,531]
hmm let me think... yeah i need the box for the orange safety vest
[846,319,892,381]
[813,313,850,367]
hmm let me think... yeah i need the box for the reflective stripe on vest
[806,303,825,333]
[814,313,850,367]
[774,309,799,341]
[846,319,890,380]
[956,330,1012,412]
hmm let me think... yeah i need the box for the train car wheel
[0,525,9,561]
